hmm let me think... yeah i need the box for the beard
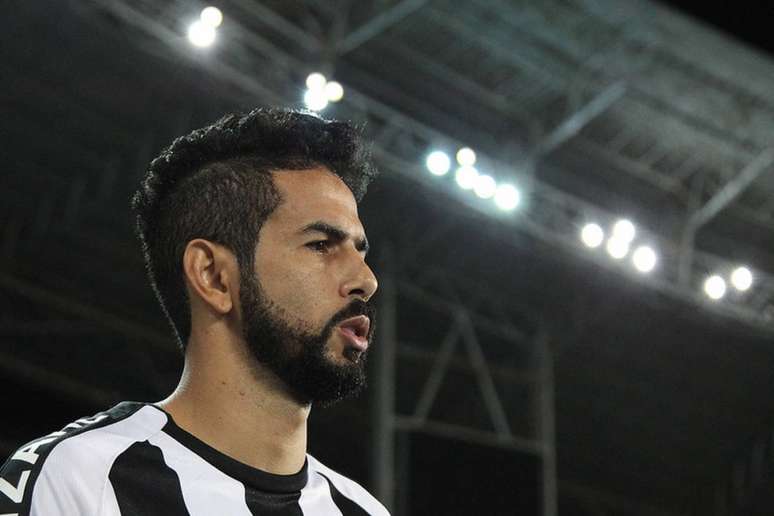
[239,267,376,406]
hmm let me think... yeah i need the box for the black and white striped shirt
[0,402,389,515]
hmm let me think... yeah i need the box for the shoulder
[0,402,167,515]
[307,454,391,516]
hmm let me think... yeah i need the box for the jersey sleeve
[0,428,107,515]
[0,435,91,515]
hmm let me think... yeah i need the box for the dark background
[4,1,774,515]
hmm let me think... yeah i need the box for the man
[0,108,390,515]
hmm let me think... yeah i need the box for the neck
[156,330,310,475]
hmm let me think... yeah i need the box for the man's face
[239,167,378,406]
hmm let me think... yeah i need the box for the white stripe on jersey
[308,456,390,516]
[147,430,252,516]
[29,406,166,516]
[99,472,121,516]
[298,468,343,516]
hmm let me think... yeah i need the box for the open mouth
[336,315,370,353]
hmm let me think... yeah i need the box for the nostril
[348,287,366,298]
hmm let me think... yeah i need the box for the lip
[336,315,370,352]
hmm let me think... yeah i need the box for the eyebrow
[299,221,370,255]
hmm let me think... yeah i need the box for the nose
[340,254,378,302]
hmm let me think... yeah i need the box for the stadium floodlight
[494,184,520,211]
[325,81,344,102]
[187,20,216,47]
[200,6,223,28]
[632,246,657,273]
[456,147,476,167]
[473,174,497,199]
[303,88,328,111]
[306,73,327,91]
[731,266,753,291]
[580,223,604,248]
[426,151,451,176]
[704,275,726,300]
[455,166,478,190]
[606,236,629,259]
[612,219,636,243]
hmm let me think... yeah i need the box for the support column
[371,242,397,511]
[538,331,558,516]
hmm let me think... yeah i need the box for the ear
[182,239,237,315]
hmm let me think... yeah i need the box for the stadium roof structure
[4,1,774,514]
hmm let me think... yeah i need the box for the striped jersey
[0,401,389,515]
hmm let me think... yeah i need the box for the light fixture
[303,88,328,111]
[456,147,476,167]
[473,174,497,199]
[612,219,636,243]
[606,237,629,260]
[632,246,657,273]
[580,223,604,249]
[305,73,327,91]
[187,20,216,47]
[704,275,726,300]
[494,184,520,211]
[324,81,344,102]
[730,266,753,291]
[426,151,451,176]
[455,166,478,190]
[200,6,223,28]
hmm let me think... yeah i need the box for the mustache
[325,299,377,341]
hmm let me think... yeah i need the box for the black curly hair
[131,107,378,351]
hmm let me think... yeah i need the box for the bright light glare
[731,266,753,291]
[612,219,636,243]
[455,166,478,190]
[426,151,451,176]
[580,223,604,248]
[494,184,520,211]
[187,21,216,47]
[304,89,328,111]
[306,73,327,91]
[200,6,223,27]
[632,246,657,273]
[473,174,497,199]
[606,237,629,259]
[325,81,344,102]
[456,147,476,166]
[704,275,726,300]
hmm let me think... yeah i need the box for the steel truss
[83,0,774,335]
[371,258,558,515]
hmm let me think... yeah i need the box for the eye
[306,240,331,253]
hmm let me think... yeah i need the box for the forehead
[267,167,362,231]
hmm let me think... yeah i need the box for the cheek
[257,259,332,325]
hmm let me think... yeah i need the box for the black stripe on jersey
[0,401,146,515]
[319,473,370,516]
[244,488,303,516]
[109,440,190,516]
[159,413,308,494]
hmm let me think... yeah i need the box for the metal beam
[689,147,774,230]
[0,350,117,407]
[458,310,513,438]
[413,317,462,421]
[537,332,557,516]
[371,243,397,511]
[336,0,429,56]
[0,274,171,350]
[394,416,544,455]
[89,1,774,335]
[678,148,774,286]
[534,81,626,158]
[0,320,111,337]
[231,0,320,52]
[560,480,688,516]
